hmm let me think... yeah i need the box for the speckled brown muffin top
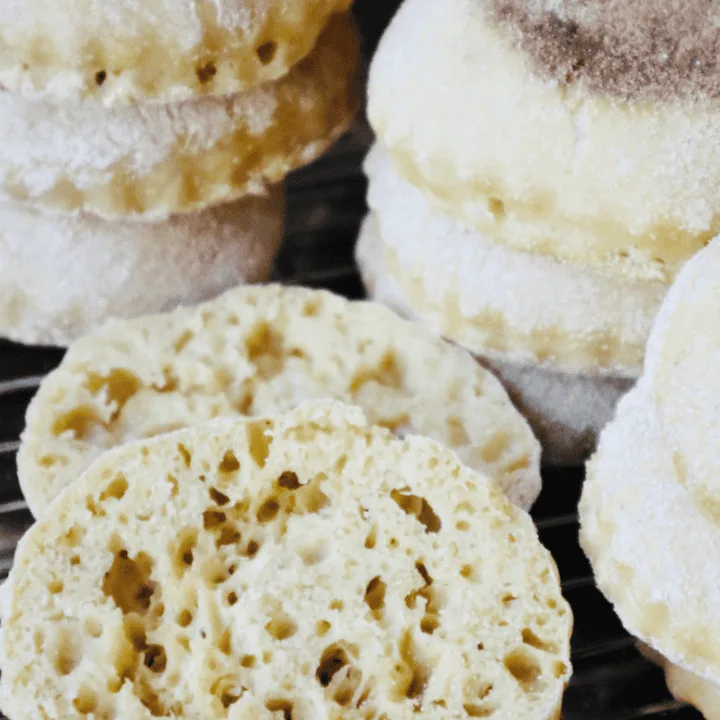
[489,0,720,101]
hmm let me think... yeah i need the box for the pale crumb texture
[644,236,720,527]
[0,16,359,220]
[0,188,284,347]
[580,384,720,688]
[364,145,663,377]
[368,0,720,282]
[356,216,633,467]
[18,284,542,516]
[0,0,351,104]
[1,402,572,719]
[491,0,720,102]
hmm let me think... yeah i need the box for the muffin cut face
[19,284,542,516]
[1,402,572,719]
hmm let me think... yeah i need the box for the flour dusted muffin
[0,189,283,347]
[2,402,572,719]
[369,0,720,281]
[0,16,359,220]
[0,0,351,104]
[644,237,720,525]
[357,215,634,465]
[19,284,542,515]
[580,384,720,696]
[364,145,664,376]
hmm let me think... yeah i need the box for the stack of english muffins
[0,0,359,346]
[580,236,720,719]
[358,0,720,464]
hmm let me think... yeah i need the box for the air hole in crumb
[218,628,232,655]
[177,444,192,467]
[364,577,386,620]
[241,654,256,668]
[226,591,238,606]
[488,196,505,220]
[144,645,167,673]
[196,61,217,83]
[102,551,154,615]
[302,298,321,316]
[48,579,64,594]
[246,322,286,379]
[316,621,331,638]
[100,474,128,502]
[203,510,227,529]
[330,600,344,611]
[52,405,104,440]
[256,41,278,65]
[95,70,107,86]
[553,661,568,678]
[480,433,510,464]
[420,615,440,634]
[266,613,298,641]
[177,610,193,627]
[244,539,260,557]
[364,525,378,549]
[299,544,325,566]
[350,350,404,393]
[52,630,80,676]
[174,528,198,575]
[464,704,495,717]
[265,699,294,719]
[448,416,470,446]
[391,489,441,533]
[73,688,97,713]
[218,450,240,474]
[84,618,102,638]
[456,520,470,531]
[393,630,431,701]
[278,471,301,490]
[87,369,141,420]
[460,565,476,580]
[256,498,280,523]
[70,555,81,566]
[247,422,272,467]
[522,628,557,653]
[209,487,230,505]
[316,644,349,687]
[504,648,542,690]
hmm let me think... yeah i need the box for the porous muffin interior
[2,403,571,719]
[19,285,540,514]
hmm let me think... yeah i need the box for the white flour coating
[580,384,720,686]
[644,236,720,525]
[368,0,720,281]
[365,145,664,376]
[0,189,284,346]
[0,0,352,103]
[0,93,275,192]
[356,214,633,466]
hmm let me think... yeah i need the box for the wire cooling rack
[0,5,705,719]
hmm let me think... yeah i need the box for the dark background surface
[0,2,703,718]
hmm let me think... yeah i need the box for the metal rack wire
[0,5,706,718]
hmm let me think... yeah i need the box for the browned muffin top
[489,0,720,102]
